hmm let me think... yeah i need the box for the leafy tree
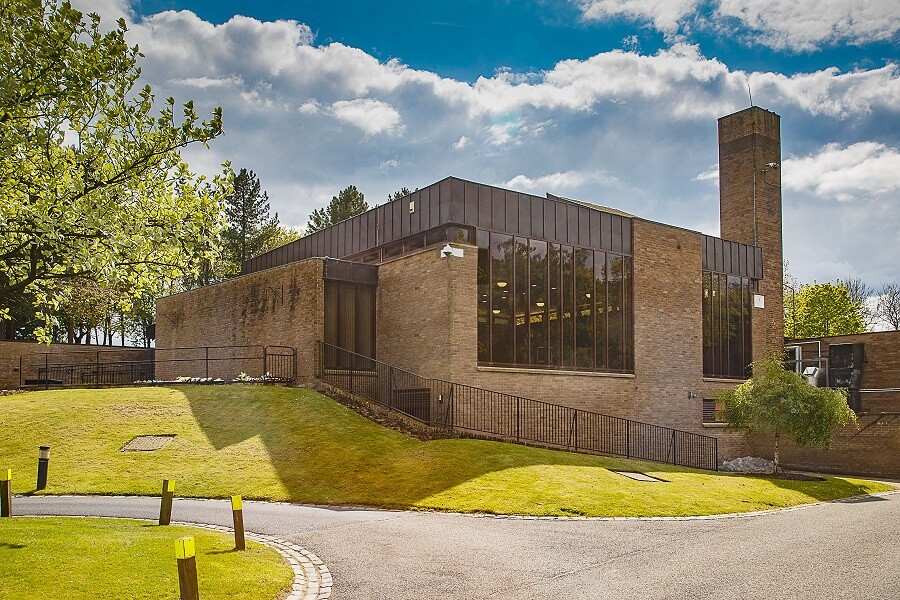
[720,354,857,472]
[783,281,866,338]
[55,277,122,344]
[875,283,900,330]
[0,0,230,341]
[306,185,368,234]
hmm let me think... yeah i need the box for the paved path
[16,492,900,599]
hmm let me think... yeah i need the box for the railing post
[516,397,520,442]
[671,429,676,465]
[387,367,394,408]
[205,347,209,379]
[44,354,49,390]
[625,421,630,459]
[19,356,23,388]
[714,437,719,471]
[573,411,578,451]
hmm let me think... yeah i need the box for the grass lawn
[0,386,891,517]
[0,517,292,600]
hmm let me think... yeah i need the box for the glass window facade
[477,231,634,373]
[702,271,752,378]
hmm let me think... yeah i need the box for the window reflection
[478,230,633,373]
[702,270,752,378]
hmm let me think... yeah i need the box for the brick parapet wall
[0,340,152,390]
[750,415,900,479]
[155,259,324,383]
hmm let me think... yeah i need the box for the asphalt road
[15,492,900,599]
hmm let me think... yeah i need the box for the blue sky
[79,1,899,313]
[135,0,897,79]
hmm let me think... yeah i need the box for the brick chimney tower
[718,106,784,363]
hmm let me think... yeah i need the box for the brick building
[159,106,897,474]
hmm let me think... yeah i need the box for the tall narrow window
[594,250,607,370]
[530,240,548,365]
[514,237,530,364]
[622,256,634,370]
[607,254,624,370]
[477,230,491,362]
[702,269,752,378]
[575,248,594,368]
[548,243,562,366]
[561,245,575,367]
[491,233,513,364]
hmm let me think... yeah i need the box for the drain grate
[121,434,176,452]
[612,471,665,482]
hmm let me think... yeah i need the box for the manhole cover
[121,434,176,452]
[612,471,665,482]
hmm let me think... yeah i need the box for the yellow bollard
[175,536,200,600]
[159,479,175,525]
[231,495,245,550]
[1,468,11,517]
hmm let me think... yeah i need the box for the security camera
[766,162,779,170]
[441,243,454,257]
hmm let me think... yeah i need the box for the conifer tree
[306,185,369,234]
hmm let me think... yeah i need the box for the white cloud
[574,0,900,50]
[783,142,900,201]
[331,98,403,135]
[693,166,718,182]
[578,0,701,34]
[70,0,133,25]
[88,6,899,285]
[505,170,622,192]
[379,158,400,171]
[717,0,900,51]
[168,76,243,89]
[297,100,320,114]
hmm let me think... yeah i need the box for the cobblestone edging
[172,521,332,600]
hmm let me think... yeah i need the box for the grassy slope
[0,517,292,600]
[0,386,890,517]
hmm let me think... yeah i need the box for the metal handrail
[19,344,296,388]
[316,342,718,471]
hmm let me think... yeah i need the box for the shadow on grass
[206,548,242,555]
[180,384,576,507]
[0,542,28,549]
[173,385,884,512]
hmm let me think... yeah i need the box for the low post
[159,479,175,525]
[1,468,11,517]
[175,536,200,600]
[36,446,50,491]
[231,495,245,550]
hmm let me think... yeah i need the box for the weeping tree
[719,354,857,472]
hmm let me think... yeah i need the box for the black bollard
[36,446,50,491]
[1,468,11,517]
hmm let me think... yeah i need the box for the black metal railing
[316,342,718,470]
[19,345,296,387]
